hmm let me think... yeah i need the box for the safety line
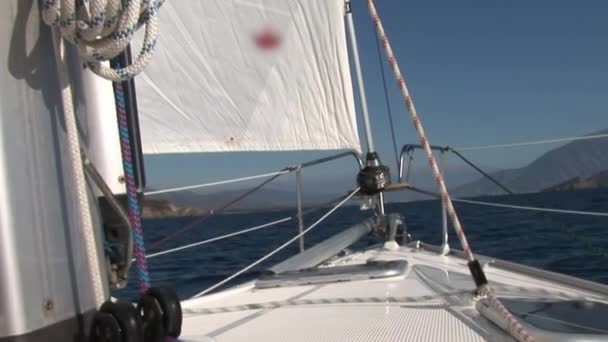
[454,134,608,151]
[145,170,292,196]
[193,188,360,297]
[145,217,293,259]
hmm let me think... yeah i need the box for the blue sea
[113,189,608,301]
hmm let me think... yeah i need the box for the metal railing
[397,144,450,255]
[397,143,520,255]
[292,150,362,251]
[397,142,608,258]
[397,144,448,182]
[146,150,363,254]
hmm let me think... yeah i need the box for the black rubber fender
[90,311,121,342]
[145,287,183,338]
[137,294,165,342]
[98,300,144,342]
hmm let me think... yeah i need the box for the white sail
[136,0,360,154]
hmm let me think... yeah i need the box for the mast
[346,0,389,215]
[345,0,375,153]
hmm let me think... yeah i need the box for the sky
[143,0,608,191]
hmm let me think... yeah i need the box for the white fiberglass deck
[179,245,608,342]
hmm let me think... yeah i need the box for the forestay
[136,0,360,153]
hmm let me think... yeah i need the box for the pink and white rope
[366,0,474,262]
[366,1,534,341]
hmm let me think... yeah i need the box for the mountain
[140,198,206,218]
[150,185,345,212]
[542,170,608,192]
[453,129,608,197]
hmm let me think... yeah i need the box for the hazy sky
[144,0,607,190]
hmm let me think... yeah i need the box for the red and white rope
[366,2,534,341]
[366,0,474,262]
[479,286,535,342]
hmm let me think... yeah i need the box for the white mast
[345,0,376,153]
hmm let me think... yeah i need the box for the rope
[51,28,105,306]
[185,290,473,315]
[478,286,534,341]
[184,283,602,316]
[149,171,286,250]
[408,185,608,257]
[143,191,354,260]
[454,133,608,151]
[367,0,475,264]
[145,217,293,259]
[41,0,163,81]
[114,64,150,292]
[367,2,534,341]
[145,170,292,196]
[193,188,360,297]
[453,198,608,217]
[373,21,399,168]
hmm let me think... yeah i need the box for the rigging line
[145,191,357,260]
[149,171,286,250]
[367,0,476,263]
[114,61,150,292]
[367,3,531,339]
[409,186,608,257]
[453,198,608,217]
[454,133,608,151]
[145,217,293,259]
[405,186,608,217]
[449,149,513,195]
[373,20,399,168]
[145,169,292,196]
[193,187,361,298]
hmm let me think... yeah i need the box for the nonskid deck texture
[178,245,608,341]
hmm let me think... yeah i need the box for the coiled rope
[41,0,164,296]
[41,0,164,81]
[366,1,534,341]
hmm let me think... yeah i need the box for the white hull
[178,243,608,341]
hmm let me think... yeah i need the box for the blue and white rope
[114,69,151,291]
[41,0,164,81]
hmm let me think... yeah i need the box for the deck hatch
[256,260,407,288]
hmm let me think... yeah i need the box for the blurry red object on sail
[255,28,281,50]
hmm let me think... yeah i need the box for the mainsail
[136,0,360,154]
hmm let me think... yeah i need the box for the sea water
[113,189,608,301]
